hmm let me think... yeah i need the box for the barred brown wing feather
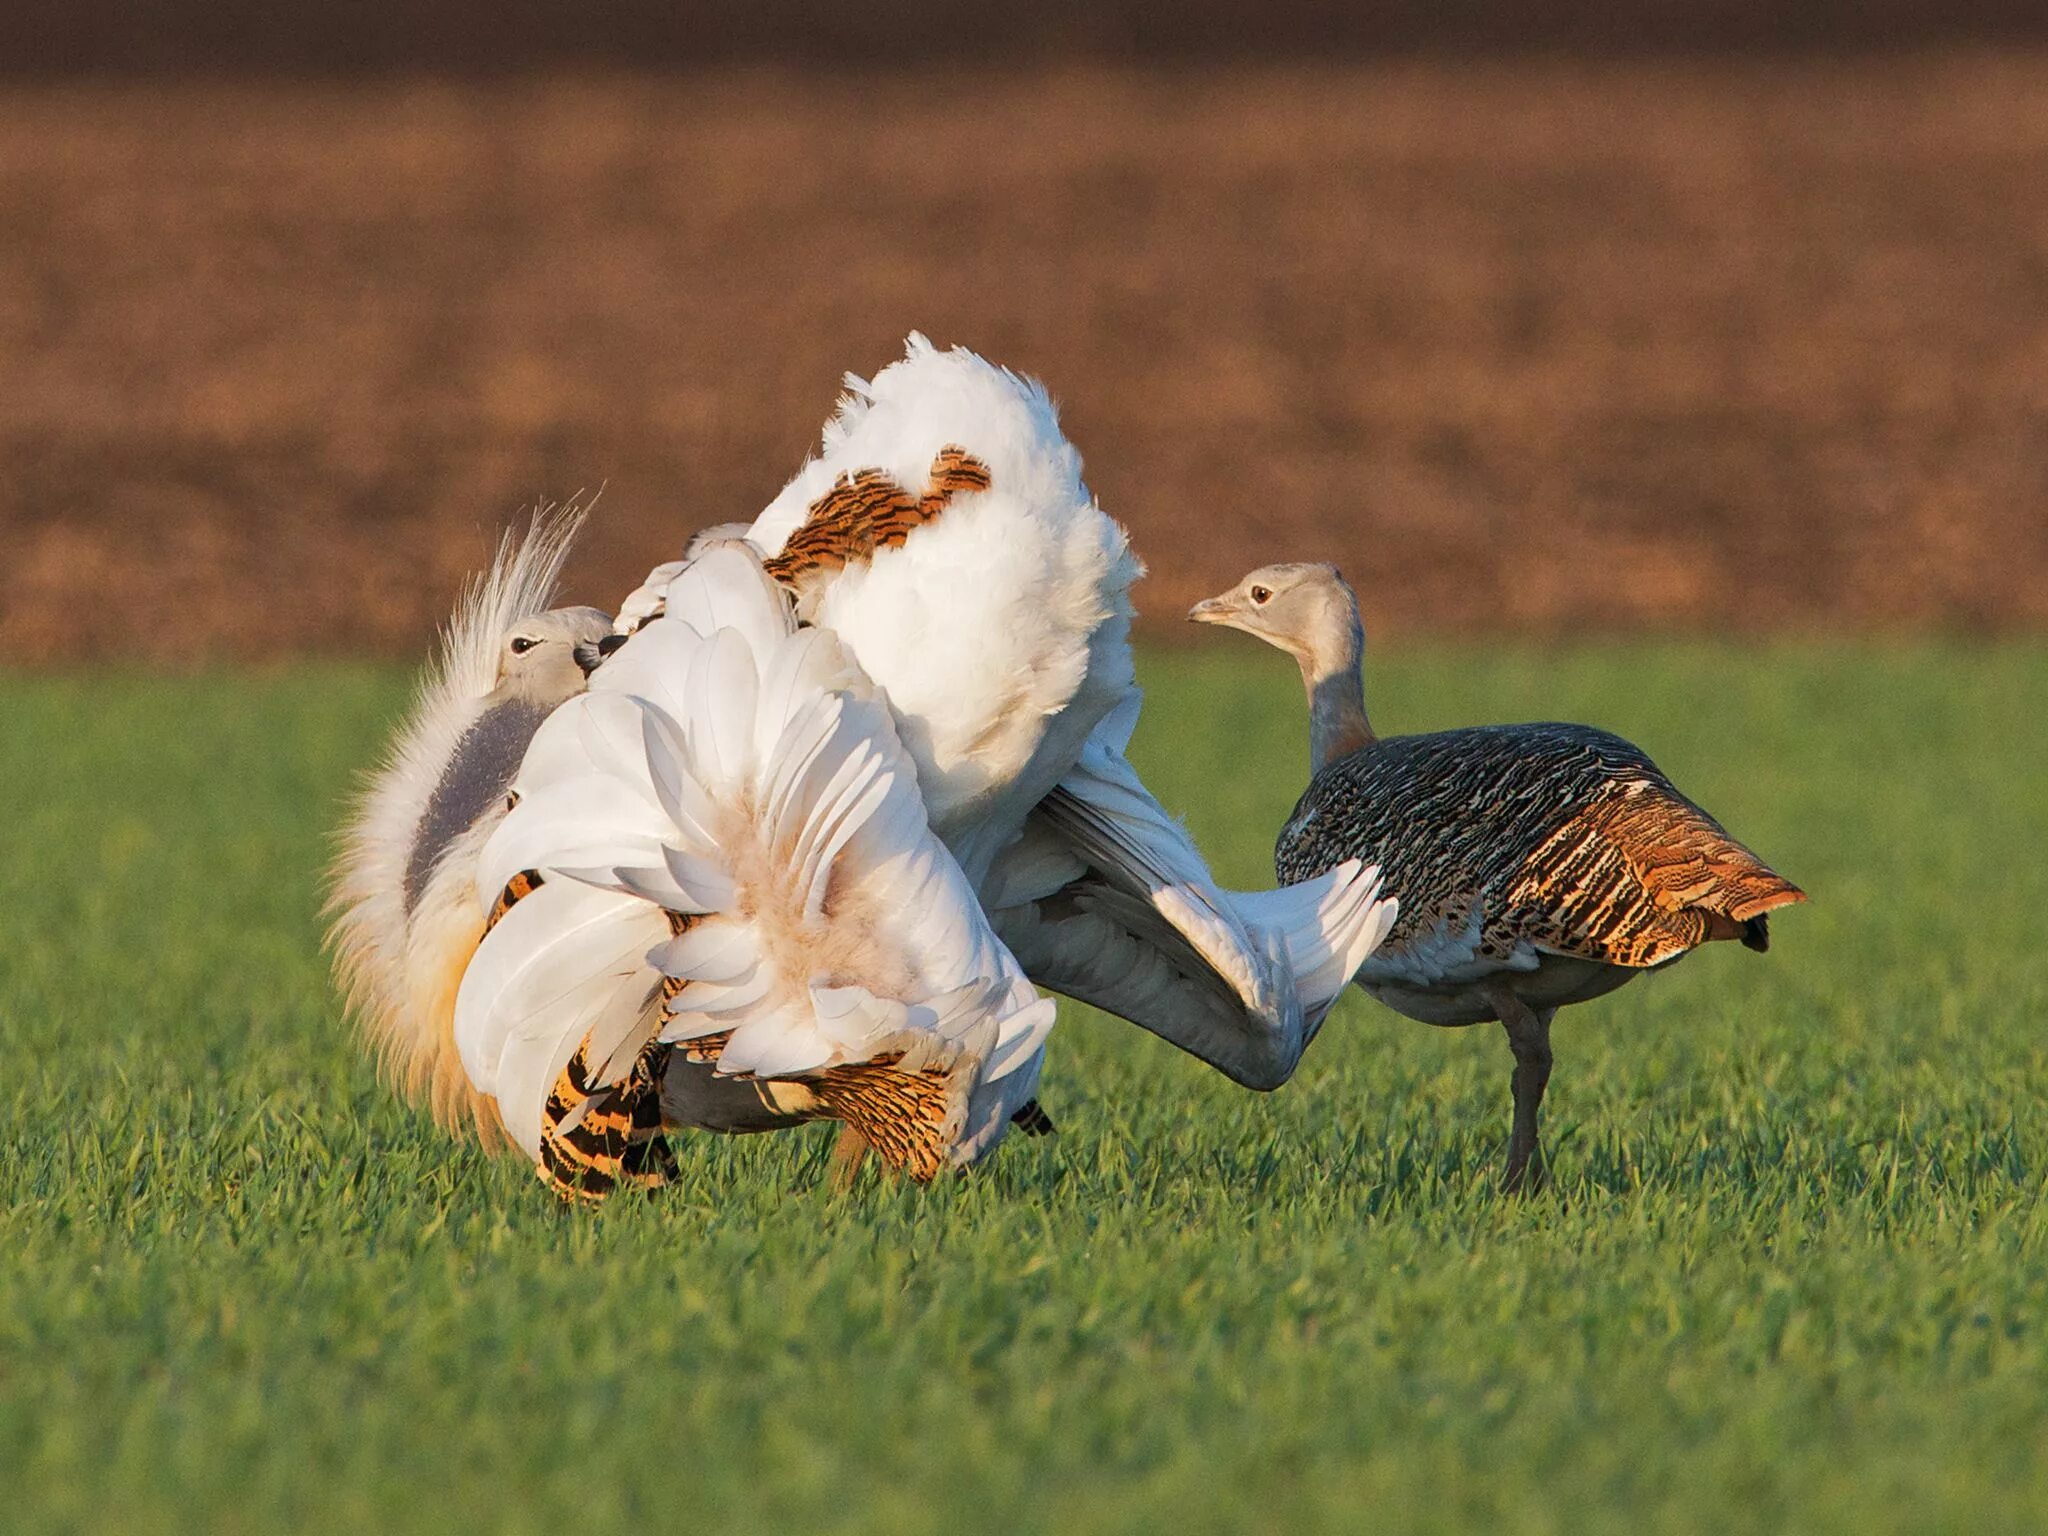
[1508,790,1806,968]
[1276,725,1654,949]
[809,1053,965,1183]
[763,445,992,594]
[536,1035,675,1205]
[484,869,545,935]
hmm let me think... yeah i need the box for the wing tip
[1729,881,1808,920]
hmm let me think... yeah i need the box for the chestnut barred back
[1276,723,1803,971]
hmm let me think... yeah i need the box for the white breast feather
[1360,900,1541,990]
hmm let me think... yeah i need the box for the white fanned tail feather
[326,503,589,1140]
[455,545,1054,1175]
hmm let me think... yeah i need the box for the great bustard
[1191,562,1805,1190]
[336,342,1399,1203]
[607,336,1397,1096]
[456,542,1056,1195]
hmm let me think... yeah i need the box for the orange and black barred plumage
[536,1034,677,1205]
[762,445,992,594]
[1275,723,1804,974]
[808,1051,966,1183]
[608,445,994,641]
[484,869,544,935]
[1010,1099,1055,1136]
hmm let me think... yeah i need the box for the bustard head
[1188,562,1361,672]
[327,505,607,1143]
[1191,563,1373,767]
[494,606,614,703]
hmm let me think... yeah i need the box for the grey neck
[1298,611,1373,774]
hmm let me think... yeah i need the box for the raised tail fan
[455,545,1055,1191]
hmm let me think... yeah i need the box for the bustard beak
[572,632,630,676]
[1187,595,1237,626]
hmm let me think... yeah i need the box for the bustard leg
[828,1125,871,1191]
[1484,981,1554,1194]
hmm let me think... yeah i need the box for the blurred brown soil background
[3,53,2047,662]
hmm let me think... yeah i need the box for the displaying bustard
[455,543,1056,1196]
[1191,562,1805,1190]
[332,341,1398,1202]
[608,337,1397,1095]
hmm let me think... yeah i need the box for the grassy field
[3,641,2044,1533]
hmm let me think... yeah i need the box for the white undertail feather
[456,546,1055,1169]
[326,504,589,1141]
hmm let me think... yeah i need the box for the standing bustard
[1191,562,1804,1190]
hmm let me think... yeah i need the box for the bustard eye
[509,636,538,655]
[1250,585,1272,605]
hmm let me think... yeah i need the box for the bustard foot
[1501,1140,1549,1196]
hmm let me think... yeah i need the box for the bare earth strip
[2,56,2045,662]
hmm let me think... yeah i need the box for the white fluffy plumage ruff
[455,545,1055,1177]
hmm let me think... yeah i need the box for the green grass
[3,641,2045,1535]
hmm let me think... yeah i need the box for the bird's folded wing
[988,740,1394,1089]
